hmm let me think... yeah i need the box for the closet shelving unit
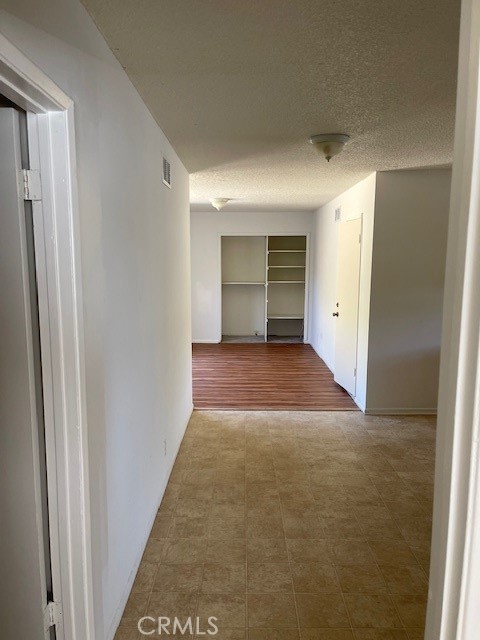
[221,235,308,342]
[266,236,306,341]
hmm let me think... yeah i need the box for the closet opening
[221,234,308,344]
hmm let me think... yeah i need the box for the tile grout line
[244,414,248,640]
[141,466,181,640]
[191,426,208,640]
[342,425,400,636]
[273,428,303,638]
[304,426,355,637]
[362,442,427,637]
[348,423,420,637]
[347,424,411,637]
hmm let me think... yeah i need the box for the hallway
[116,410,433,639]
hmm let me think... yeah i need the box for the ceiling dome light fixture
[210,197,230,211]
[309,133,350,162]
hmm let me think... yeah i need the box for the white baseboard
[107,403,194,640]
[364,407,437,416]
[310,341,321,359]
[192,339,221,344]
[354,399,366,413]
[309,342,334,371]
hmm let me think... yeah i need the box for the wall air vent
[162,157,171,188]
[335,207,341,222]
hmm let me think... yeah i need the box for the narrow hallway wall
[366,169,451,413]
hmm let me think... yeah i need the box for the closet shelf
[268,314,304,320]
[222,281,266,285]
[268,280,305,284]
[267,265,305,269]
[268,250,306,253]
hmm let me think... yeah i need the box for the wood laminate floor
[192,343,357,411]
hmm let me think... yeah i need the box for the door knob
[333,312,339,317]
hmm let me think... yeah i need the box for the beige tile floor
[115,411,435,640]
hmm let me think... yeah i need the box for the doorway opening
[0,100,60,639]
[333,217,362,397]
[193,222,364,411]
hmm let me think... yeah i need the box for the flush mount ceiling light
[309,134,350,162]
[210,198,230,211]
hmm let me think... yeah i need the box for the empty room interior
[1,1,479,640]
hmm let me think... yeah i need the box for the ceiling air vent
[335,207,341,222]
[162,157,171,188]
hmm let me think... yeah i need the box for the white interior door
[0,108,53,638]
[334,218,362,396]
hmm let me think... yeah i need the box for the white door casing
[333,218,362,396]
[426,0,480,638]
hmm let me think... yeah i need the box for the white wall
[310,169,451,414]
[0,4,192,639]
[310,174,377,410]
[367,169,451,413]
[191,211,314,342]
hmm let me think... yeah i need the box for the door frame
[426,0,480,637]
[0,34,94,639]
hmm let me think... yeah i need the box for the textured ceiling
[82,0,460,211]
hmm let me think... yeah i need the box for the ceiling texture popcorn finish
[82,0,461,211]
